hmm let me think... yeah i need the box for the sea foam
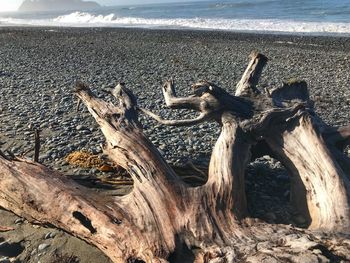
[1,11,350,36]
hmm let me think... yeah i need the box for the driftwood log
[1,52,350,262]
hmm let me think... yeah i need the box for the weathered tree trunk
[1,52,350,262]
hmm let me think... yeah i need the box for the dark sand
[0,27,349,262]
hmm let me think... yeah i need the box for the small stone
[49,232,57,238]
[159,144,166,150]
[15,218,24,224]
[76,125,85,131]
[40,153,51,160]
[38,243,50,251]
[0,257,10,263]
[31,249,37,255]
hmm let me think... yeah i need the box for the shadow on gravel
[0,241,25,258]
[64,153,299,226]
[246,157,298,226]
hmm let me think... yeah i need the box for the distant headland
[18,0,101,12]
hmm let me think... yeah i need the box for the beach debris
[65,151,115,172]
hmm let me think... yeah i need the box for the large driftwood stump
[1,52,350,262]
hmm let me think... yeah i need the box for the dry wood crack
[0,52,349,262]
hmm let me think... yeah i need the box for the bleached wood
[265,114,350,230]
[139,107,210,126]
[0,52,349,262]
[235,51,268,96]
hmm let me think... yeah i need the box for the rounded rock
[38,243,50,251]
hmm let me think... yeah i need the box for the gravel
[0,27,349,169]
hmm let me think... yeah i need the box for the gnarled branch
[139,107,211,126]
[0,52,349,263]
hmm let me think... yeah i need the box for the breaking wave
[1,12,350,36]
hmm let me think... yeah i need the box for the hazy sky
[0,0,199,12]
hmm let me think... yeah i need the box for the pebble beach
[1,27,349,166]
[0,27,349,262]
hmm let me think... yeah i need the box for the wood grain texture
[0,53,349,262]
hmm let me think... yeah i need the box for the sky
[0,0,198,12]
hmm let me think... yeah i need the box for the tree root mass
[0,52,349,262]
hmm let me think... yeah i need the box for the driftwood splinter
[0,52,349,262]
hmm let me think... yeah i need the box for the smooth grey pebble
[38,243,50,251]
[76,125,85,131]
[15,218,24,224]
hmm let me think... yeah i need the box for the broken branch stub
[235,51,268,96]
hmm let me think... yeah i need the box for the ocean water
[0,0,350,36]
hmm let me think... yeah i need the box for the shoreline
[1,12,350,37]
[1,25,350,40]
[1,26,350,57]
